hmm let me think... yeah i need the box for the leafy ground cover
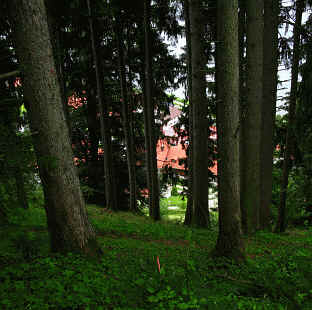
[0,204,312,309]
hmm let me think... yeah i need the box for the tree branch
[0,70,19,80]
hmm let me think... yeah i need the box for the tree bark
[115,20,138,213]
[276,0,304,233]
[189,0,210,228]
[87,0,118,211]
[260,0,279,230]
[238,0,246,231]
[9,0,98,254]
[215,0,245,261]
[183,0,193,226]
[86,93,100,190]
[45,1,71,135]
[241,0,264,234]
[144,0,160,221]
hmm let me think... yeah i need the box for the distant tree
[276,0,304,233]
[215,0,245,261]
[87,0,118,211]
[115,15,138,212]
[183,0,193,226]
[260,0,279,229]
[143,0,160,220]
[296,51,312,221]
[241,0,264,234]
[9,0,98,254]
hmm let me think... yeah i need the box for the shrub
[171,186,178,196]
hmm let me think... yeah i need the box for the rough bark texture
[144,0,160,221]
[45,1,71,135]
[9,0,98,254]
[276,0,304,233]
[116,21,138,213]
[260,0,279,230]
[215,0,245,261]
[87,0,118,211]
[241,0,264,234]
[238,0,246,231]
[183,0,193,226]
[189,0,210,228]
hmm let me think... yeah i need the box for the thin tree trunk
[260,0,279,230]
[87,0,118,211]
[14,168,28,210]
[144,0,160,221]
[9,0,98,254]
[189,0,210,228]
[86,93,100,190]
[215,0,245,262]
[115,21,138,213]
[183,0,193,226]
[7,110,29,210]
[241,0,264,234]
[276,0,304,233]
[142,81,152,207]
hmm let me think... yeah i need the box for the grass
[0,203,312,309]
[160,195,187,222]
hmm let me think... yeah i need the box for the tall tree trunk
[260,0,279,230]
[241,0,264,234]
[9,0,98,254]
[238,0,246,231]
[215,0,245,261]
[87,0,118,211]
[189,0,210,228]
[115,21,138,213]
[144,0,160,221]
[86,93,100,190]
[276,0,304,233]
[183,0,193,226]
[45,1,71,135]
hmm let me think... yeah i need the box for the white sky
[166,9,310,116]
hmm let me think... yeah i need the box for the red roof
[156,138,217,175]
[157,139,185,170]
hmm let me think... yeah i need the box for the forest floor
[0,201,312,309]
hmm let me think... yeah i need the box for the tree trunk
[241,0,264,234]
[189,0,210,228]
[87,0,118,211]
[14,168,29,210]
[115,21,138,213]
[276,0,304,233]
[260,0,279,230]
[183,0,193,226]
[9,0,98,254]
[238,0,246,231]
[215,0,245,262]
[86,93,100,190]
[144,0,160,221]
[45,1,71,135]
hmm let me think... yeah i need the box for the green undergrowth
[0,204,312,309]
